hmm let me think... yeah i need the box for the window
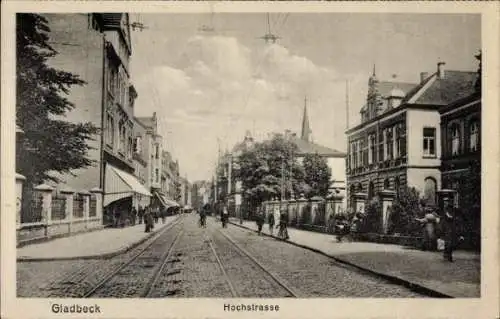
[352,142,358,169]
[368,181,375,200]
[394,177,400,199]
[155,144,160,159]
[368,134,376,164]
[394,125,400,158]
[118,122,126,153]
[134,136,142,154]
[470,120,479,152]
[423,127,436,157]
[378,130,385,162]
[127,136,133,159]
[155,169,159,183]
[450,123,460,156]
[386,127,393,160]
[108,66,118,97]
[357,140,363,168]
[106,113,114,146]
[383,178,390,190]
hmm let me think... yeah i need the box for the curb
[228,220,453,299]
[17,216,182,262]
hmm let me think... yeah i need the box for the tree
[236,133,303,211]
[390,187,423,235]
[16,14,99,186]
[302,153,331,198]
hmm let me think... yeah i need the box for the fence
[21,192,43,224]
[51,193,66,221]
[73,194,85,218]
[16,180,104,246]
[90,196,97,217]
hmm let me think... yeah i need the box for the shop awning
[104,165,152,206]
[154,191,180,209]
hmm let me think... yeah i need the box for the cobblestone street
[18,214,428,298]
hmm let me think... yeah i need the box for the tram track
[82,220,184,298]
[207,221,300,298]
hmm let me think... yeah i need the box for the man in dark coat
[144,207,154,233]
[255,208,265,235]
[138,206,144,224]
[441,204,464,262]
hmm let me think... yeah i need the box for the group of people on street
[255,208,289,240]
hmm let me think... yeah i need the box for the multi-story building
[41,13,151,226]
[440,89,481,249]
[346,62,477,210]
[135,112,174,211]
[132,110,151,210]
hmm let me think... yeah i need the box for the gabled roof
[404,70,477,105]
[289,135,346,158]
[377,81,417,98]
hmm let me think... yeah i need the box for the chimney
[437,62,446,79]
[420,72,429,84]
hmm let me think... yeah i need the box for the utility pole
[281,157,285,202]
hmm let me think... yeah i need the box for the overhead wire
[228,12,291,139]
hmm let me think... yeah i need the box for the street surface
[17,214,426,298]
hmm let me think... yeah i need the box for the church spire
[301,96,312,142]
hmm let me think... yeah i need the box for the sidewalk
[228,217,480,298]
[17,215,180,261]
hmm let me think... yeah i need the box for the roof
[405,70,477,105]
[289,136,346,158]
[377,81,417,98]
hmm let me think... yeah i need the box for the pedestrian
[143,207,152,233]
[416,208,439,251]
[131,206,137,226]
[161,207,166,224]
[256,208,265,235]
[327,213,336,235]
[153,207,159,224]
[334,214,348,242]
[138,206,144,224]
[268,212,275,235]
[113,207,120,228]
[440,203,464,262]
[278,209,289,240]
[199,207,207,228]
[222,205,229,228]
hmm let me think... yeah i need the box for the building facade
[440,91,481,249]
[40,13,152,227]
[346,62,477,212]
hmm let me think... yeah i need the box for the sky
[129,13,480,182]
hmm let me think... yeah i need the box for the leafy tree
[302,153,331,198]
[236,133,303,211]
[16,13,99,186]
[361,197,382,233]
[389,187,423,235]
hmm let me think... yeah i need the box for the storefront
[104,164,152,226]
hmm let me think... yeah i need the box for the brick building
[346,62,476,211]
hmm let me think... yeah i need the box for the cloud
[134,34,356,180]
